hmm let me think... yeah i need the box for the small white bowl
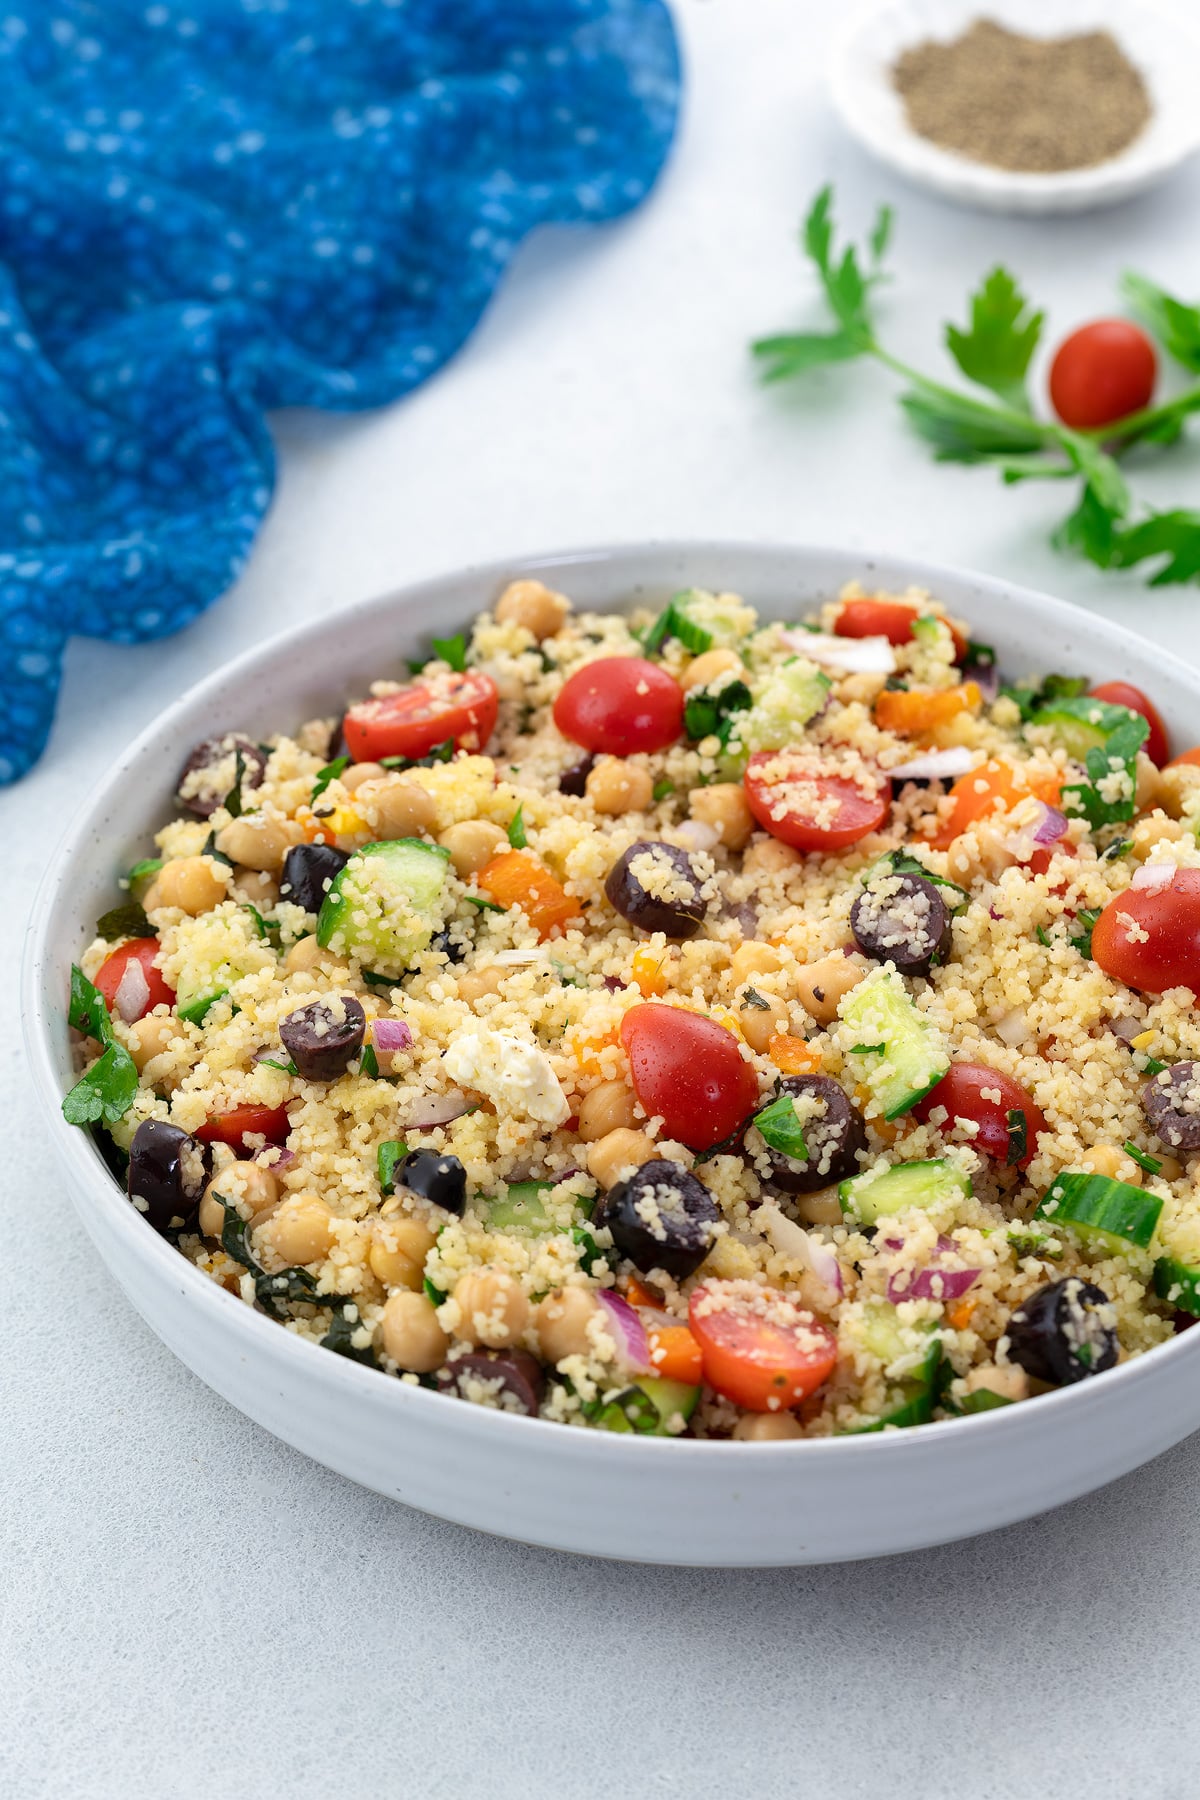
[829,0,1200,214]
[23,541,1200,1565]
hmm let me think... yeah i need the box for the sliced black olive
[1143,1062,1200,1152]
[559,753,595,797]
[279,843,350,915]
[850,871,951,977]
[399,1148,467,1214]
[1004,1277,1118,1387]
[594,1159,720,1280]
[437,1347,545,1416]
[279,996,366,1081]
[756,1075,866,1195]
[429,926,467,965]
[604,841,709,940]
[176,734,267,819]
[127,1119,213,1234]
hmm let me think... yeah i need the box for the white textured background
[6,4,1200,1795]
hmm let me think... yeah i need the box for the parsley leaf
[1060,706,1148,830]
[751,1092,808,1162]
[1122,272,1200,374]
[1123,1141,1162,1176]
[871,849,969,911]
[999,672,1089,723]
[257,1056,297,1075]
[432,634,468,672]
[750,185,891,378]
[95,901,150,942]
[651,777,675,802]
[359,1043,379,1078]
[571,1226,602,1274]
[62,966,139,1127]
[1069,908,1102,959]
[1005,1108,1027,1168]
[742,987,771,1010]
[223,749,248,819]
[380,739,455,770]
[684,678,752,748]
[850,1042,885,1055]
[945,267,1044,411]
[321,1307,379,1367]
[466,895,505,913]
[311,755,349,802]
[507,804,527,849]
[377,1139,408,1195]
[423,1275,447,1307]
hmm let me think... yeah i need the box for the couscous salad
[63,578,1200,1438]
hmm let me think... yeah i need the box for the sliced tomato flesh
[689,1280,838,1412]
[743,749,889,852]
[196,1104,291,1150]
[343,670,499,762]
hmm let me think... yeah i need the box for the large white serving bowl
[23,542,1200,1565]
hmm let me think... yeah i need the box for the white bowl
[829,0,1200,214]
[23,540,1200,1565]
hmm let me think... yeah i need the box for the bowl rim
[23,534,1200,1462]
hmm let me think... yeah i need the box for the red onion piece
[371,1018,414,1054]
[402,1088,472,1129]
[755,1202,844,1299]
[113,959,151,1024]
[257,1145,295,1170]
[782,629,896,675]
[963,658,999,703]
[887,1236,980,1305]
[1131,861,1176,894]
[1002,801,1069,864]
[596,1289,652,1373]
[887,747,976,781]
[1110,1015,1142,1043]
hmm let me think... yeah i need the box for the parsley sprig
[62,965,139,1127]
[755,187,1200,589]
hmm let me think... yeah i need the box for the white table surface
[6,5,1200,1795]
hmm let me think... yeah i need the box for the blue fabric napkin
[0,0,679,783]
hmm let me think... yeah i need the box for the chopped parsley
[869,848,969,911]
[571,1226,602,1274]
[1069,908,1102,959]
[380,739,455,770]
[507,804,527,849]
[95,901,151,942]
[423,1275,448,1307]
[377,1139,408,1195]
[651,777,675,802]
[850,1042,885,1055]
[742,987,771,1010]
[311,755,349,802]
[359,1042,379,1078]
[258,1056,297,1075]
[1123,1140,1162,1176]
[1005,1108,1027,1168]
[1103,838,1133,861]
[223,749,249,818]
[683,678,752,750]
[999,672,1089,722]
[752,1092,808,1161]
[1035,925,1052,947]
[62,966,139,1128]
[466,895,505,913]
[431,633,468,673]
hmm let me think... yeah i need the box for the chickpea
[1080,1144,1142,1186]
[456,964,506,1005]
[586,1127,656,1191]
[382,1291,450,1372]
[152,855,229,916]
[1134,753,1163,816]
[1158,763,1200,821]
[214,812,303,873]
[730,942,782,987]
[534,1286,604,1364]
[680,648,743,693]
[739,992,790,1053]
[451,1268,530,1348]
[586,758,653,816]
[439,819,507,877]
[127,1013,177,1072]
[1158,1155,1183,1182]
[232,866,279,908]
[795,954,864,1025]
[1129,814,1193,863]
[257,1192,335,1265]
[369,1216,438,1290]
[733,1412,804,1442]
[964,1363,1029,1403]
[354,775,437,841]
[793,1186,843,1228]
[340,761,388,793]
[198,1161,279,1240]
[689,783,754,851]
[742,837,801,877]
[284,934,342,975]
[494,578,571,641]
[577,1079,639,1142]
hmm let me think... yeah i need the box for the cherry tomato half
[1088,680,1168,767]
[94,937,175,1022]
[835,597,968,664]
[1091,869,1200,996]
[914,1062,1047,1169]
[553,656,683,756]
[620,1003,758,1151]
[343,670,499,763]
[689,1280,838,1412]
[743,749,889,852]
[196,1105,291,1151]
[1048,320,1156,431]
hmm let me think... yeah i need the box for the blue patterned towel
[0,0,679,782]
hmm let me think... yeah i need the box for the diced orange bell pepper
[478,849,583,940]
[569,1025,621,1077]
[631,948,668,997]
[624,1275,664,1309]
[768,1034,822,1076]
[946,1295,978,1332]
[928,758,1063,850]
[648,1324,704,1385]
[874,682,981,737]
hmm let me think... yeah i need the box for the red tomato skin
[343,671,499,762]
[1091,870,1200,995]
[1088,681,1168,767]
[196,1105,290,1150]
[1049,320,1156,430]
[914,1062,1046,1169]
[619,1004,758,1151]
[743,751,890,852]
[94,938,175,1021]
[835,598,968,664]
[553,657,683,756]
[688,1282,838,1412]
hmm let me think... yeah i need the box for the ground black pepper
[892,18,1152,173]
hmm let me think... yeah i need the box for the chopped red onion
[963,658,999,703]
[371,1018,414,1054]
[113,959,151,1024]
[257,1146,295,1170]
[755,1202,844,1299]
[1003,801,1069,863]
[596,1289,652,1373]
[887,747,976,781]
[1110,1015,1142,1043]
[887,1236,980,1305]
[782,630,896,675]
[1131,861,1176,893]
[402,1088,472,1129]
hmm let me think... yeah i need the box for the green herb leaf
[898,383,1049,463]
[871,849,969,911]
[752,1092,808,1162]
[507,804,527,849]
[377,1139,408,1195]
[311,755,349,803]
[849,1042,885,1055]
[360,970,398,989]
[69,964,110,1041]
[684,677,753,748]
[999,672,1090,723]
[1108,509,1200,586]
[1123,1140,1162,1176]
[802,184,888,346]
[1069,908,1102,959]
[257,1056,297,1075]
[223,749,248,819]
[1036,925,1052,947]
[1140,1053,1170,1077]
[465,896,505,913]
[255,1265,324,1316]
[742,987,771,1010]
[423,1275,447,1307]
[359,1042,379,1078]
[651,777,675,802]
[966,640,996,667]
[62,1041,139,1127]
[432,633,468,673]
[1103,839,1133,861]
[380,739,455,771]
[218,1196,259,1272]
[95,901,151,942]
[1122,272,1200,373]
[126,857,164,899]
[1060,704,1148,830]
[571,1226,602,1274]
[1005,1108,1027,1168]
[321,1307,379,1367]
[945,267,1044,411]
[752,328,866,382]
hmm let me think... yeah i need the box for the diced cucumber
[839,966,950,1119]
[958,1387,1014,1415]
[1153,1255,1200,1316]
[737,658,831,754]
[317,838,451,977]
[485,1181,554,1234]
[839,1158,970,1225]
[1007,1225,1063,1261]
[1029,695,1135,763]
[1035,1170,1163,1255]
[844,1313,940,1433]
[592,1377,700,1436]
[172,910,264,1023]
[643,589,754,655]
